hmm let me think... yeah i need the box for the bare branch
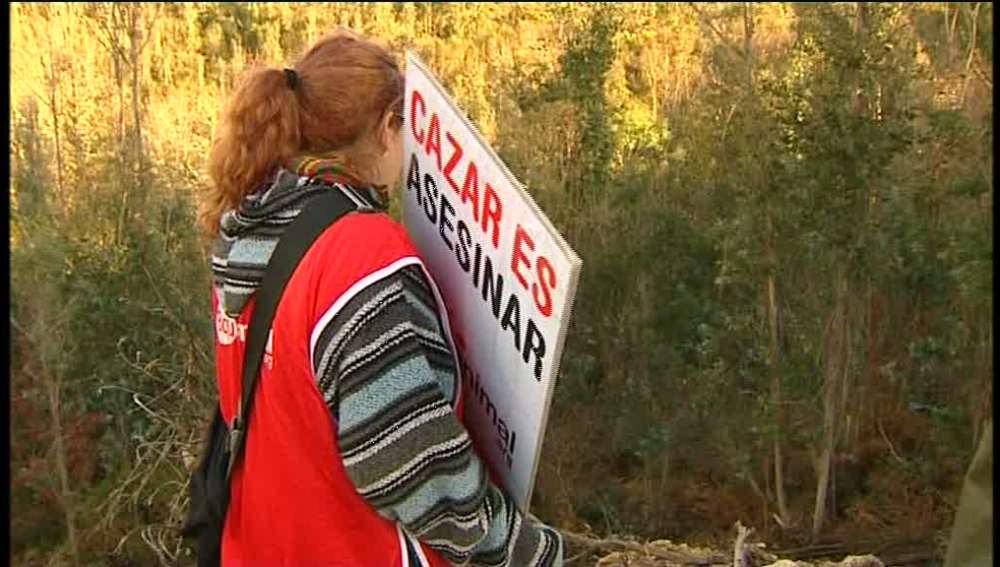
[687,2,746,60]
[733,521,753,567]
[971,60,993,89]
[139,3,164,54]
[877,418,906,465]
[960,2,982,105]
[84,3,129,64]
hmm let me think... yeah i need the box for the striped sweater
[210,170,563,566]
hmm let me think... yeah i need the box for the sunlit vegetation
[9,3,991,565]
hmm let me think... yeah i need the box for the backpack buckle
[226,419,243,477]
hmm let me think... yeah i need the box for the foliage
[9,3,992,564]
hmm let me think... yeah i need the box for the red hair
[202,29,403,235]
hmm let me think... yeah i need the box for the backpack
[181,189,358,567]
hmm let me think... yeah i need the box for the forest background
[8,3,993,566]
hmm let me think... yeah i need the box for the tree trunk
[813,2,868,540]
[861,280,881,447]
[114,40,126,157]
[16,100,47,216]
[115,38,129,245]
[767,210,790,529]
[45,36,66,216]
[743,2,754,89]
[959,3,982,106]
[129,5,145,181]
[13,295,81,567]
[947,3,961,66]
[813,267,850,538]
[43,364,80,567]
[746,2,791,532]
[87,3,131,243]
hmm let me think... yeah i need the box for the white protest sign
[401,51,582,512]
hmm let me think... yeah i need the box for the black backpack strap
[226,187,358,478]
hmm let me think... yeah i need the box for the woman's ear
[377,111,395,154]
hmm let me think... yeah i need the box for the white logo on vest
[215,310,247,345]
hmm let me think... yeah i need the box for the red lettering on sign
[511,225,534,290]
[512,224,558,317]
[444,132,463,194]
[411,89,427,145]
[460,162,480,223]
[482,183,503,249]
[424,113,443,172]
[408,85,508,255]
[533,256,556,317]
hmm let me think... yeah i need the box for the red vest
[214,212,461,566]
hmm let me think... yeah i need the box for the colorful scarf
[288,151,389,205]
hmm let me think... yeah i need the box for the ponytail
[201,29,404,236]
[202,67,302,235]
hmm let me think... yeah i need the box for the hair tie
[283,68,299,90]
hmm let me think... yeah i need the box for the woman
[202,29,564,566]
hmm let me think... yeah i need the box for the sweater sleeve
[311,263,563,566]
